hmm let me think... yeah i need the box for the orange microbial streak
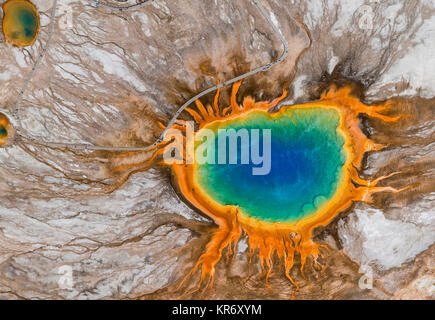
[2,0,40,47]
[110,83,404,291]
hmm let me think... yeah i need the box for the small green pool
[2,0,39,47]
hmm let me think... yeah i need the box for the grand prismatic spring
[0,0,433,300]
[1,0,39,47]
[114,82,404,291]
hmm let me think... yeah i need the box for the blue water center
[194,108,347,223]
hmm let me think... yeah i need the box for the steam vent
[1,0,39,47]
